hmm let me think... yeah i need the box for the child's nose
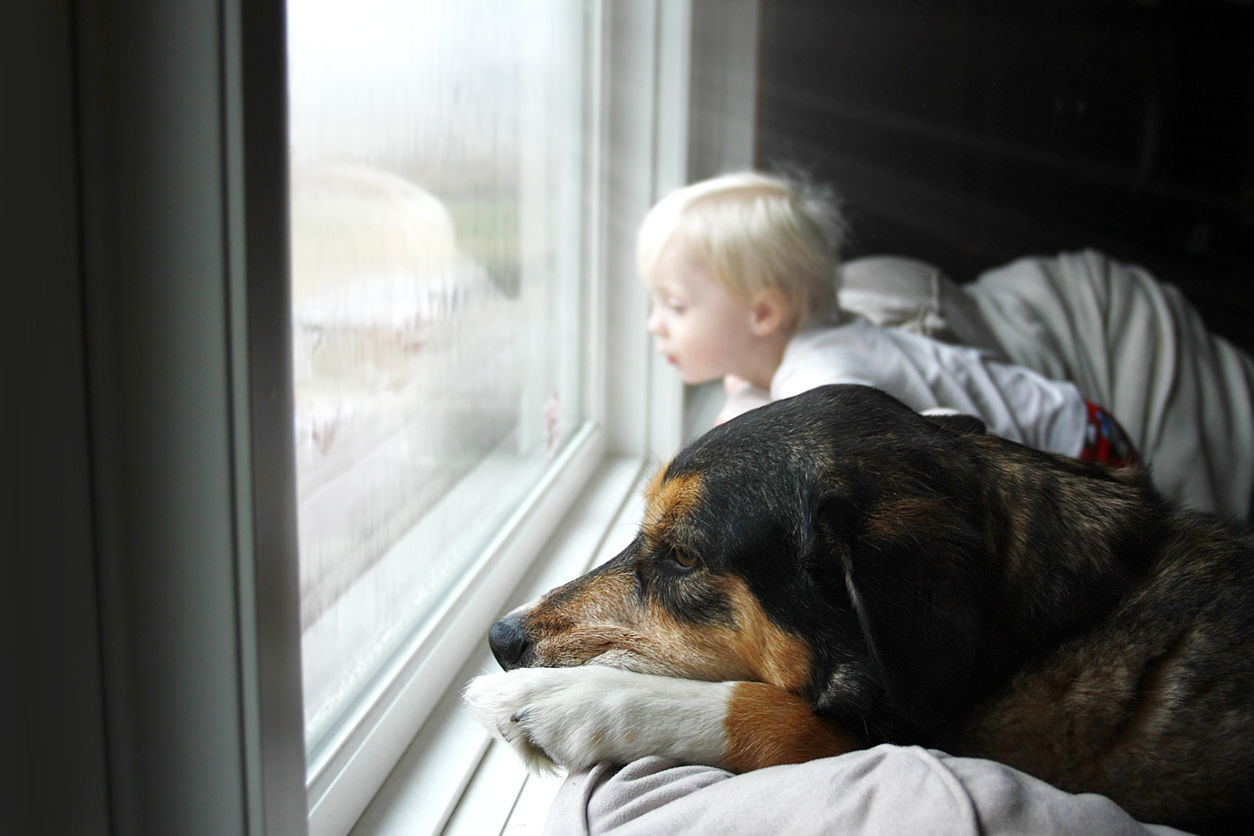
[647,308,666,336]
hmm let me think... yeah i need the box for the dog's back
[965,511,1254,835]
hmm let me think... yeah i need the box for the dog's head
[489,384,1152,741]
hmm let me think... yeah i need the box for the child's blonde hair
[637,170,846,330]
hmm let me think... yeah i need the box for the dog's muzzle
[488,612,533,671]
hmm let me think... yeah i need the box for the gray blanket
[543,746,1194,836]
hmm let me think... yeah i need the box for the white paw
[463,667,732,773]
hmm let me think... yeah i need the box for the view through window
[286,0,594,762]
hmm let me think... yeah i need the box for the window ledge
[344,454,651,836]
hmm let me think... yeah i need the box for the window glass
[287,0,591,758]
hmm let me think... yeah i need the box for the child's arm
[716,376,772,425]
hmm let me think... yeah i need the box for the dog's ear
[923,409,986,437]
[814,490,990,736]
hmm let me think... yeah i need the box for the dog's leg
[465,667,859,773]
[719,676,862,772]
[465,667,728,773]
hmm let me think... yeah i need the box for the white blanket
[965,250,1254,522]
[839,252,1254,522]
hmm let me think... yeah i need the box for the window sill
[343,454,651,836]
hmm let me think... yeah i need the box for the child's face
[645,241,760,386]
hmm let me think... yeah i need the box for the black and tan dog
[466,384,1254,835]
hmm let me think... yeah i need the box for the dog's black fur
[492,385,1254,834]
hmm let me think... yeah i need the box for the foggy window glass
[287,0,592,758]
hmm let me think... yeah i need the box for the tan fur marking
[523,466,814,691]
[526,567,814,692]
[721,681,861,772]
[721,577,815,692]
[527,570,642,667]
[586,574,816,691]
[642,469,703,541]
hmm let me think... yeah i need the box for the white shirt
[764,316,1088,456]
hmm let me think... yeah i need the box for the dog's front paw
[463,669,565,773]
[464,667,625,773]
[463,667,732,773]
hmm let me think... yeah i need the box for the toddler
[638,171,1137,465]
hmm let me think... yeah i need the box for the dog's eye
[672,549,699,569]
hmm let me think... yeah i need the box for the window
[287,0,594,768]
[287,2,695,834]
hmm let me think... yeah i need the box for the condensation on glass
[287,0,591,757]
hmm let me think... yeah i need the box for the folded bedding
[839,252,1254,522]
[966,250,1254,522]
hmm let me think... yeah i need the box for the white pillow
[839,256,1005,359]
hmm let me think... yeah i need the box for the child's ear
[749,288,789,337]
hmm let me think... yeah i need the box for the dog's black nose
[488,612,532,671]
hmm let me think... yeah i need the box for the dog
[465,384,1254,835]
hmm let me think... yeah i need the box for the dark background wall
[756,0,1254,351]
